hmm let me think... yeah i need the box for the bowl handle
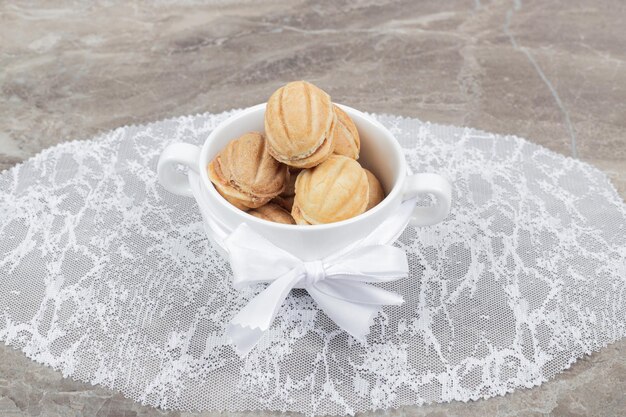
[402,173,452,226]
[157,143,201,197]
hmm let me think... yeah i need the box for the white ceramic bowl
[158,103,451,260]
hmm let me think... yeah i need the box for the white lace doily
[0,110,625,415]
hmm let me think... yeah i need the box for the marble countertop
[0,1,624,416]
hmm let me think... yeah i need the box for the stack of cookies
[207,81,385,225]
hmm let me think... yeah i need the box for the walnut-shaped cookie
[292,155,369,224]
[207,132,288,209]
[265,81,336,169]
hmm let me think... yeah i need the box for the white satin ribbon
[189,172,416,356]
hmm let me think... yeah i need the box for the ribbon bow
[224,200,417,356]
[189,171,416,356]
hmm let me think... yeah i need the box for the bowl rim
[198,103,407,232]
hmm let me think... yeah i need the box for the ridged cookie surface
[290,202,311,225]
[294,155,369,224]
[218,132,288,198]
[364,169,385,210]
[265,81,335,166]
[332,105,360,159]
[248,203,296,224]
[207,161,270,209]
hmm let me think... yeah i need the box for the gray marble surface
[0,1,625,416]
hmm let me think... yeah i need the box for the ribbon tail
[307,286,381,343]
[228,269,302,356]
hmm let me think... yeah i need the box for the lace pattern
[0,111,625,415]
